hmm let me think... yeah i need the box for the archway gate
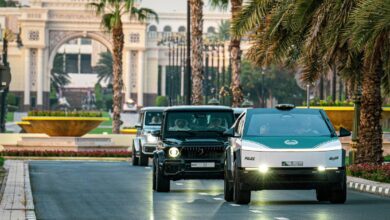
[2,0,148,110]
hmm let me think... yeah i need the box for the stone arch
[47,31,113,72]
[178,26,186,32]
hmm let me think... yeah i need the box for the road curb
[24,162,36,220]
[347,176,390,197]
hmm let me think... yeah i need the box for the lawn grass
[101,112,112,126]
[88,127,113,134]
[6,112,14,122]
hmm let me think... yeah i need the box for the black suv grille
[180,146,225,159]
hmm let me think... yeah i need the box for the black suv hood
[163,138,226,146]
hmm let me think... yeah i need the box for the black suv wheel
[152,159,157,190]
[155,158,170,192]
[233,162,251,204]
[224,159,233,202]
[132,143,139,166]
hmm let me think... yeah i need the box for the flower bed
[348,163,390,183]
[0,150,132,158]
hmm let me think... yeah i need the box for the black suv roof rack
[275,104,295,110]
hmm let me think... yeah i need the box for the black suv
[152,106,234,192]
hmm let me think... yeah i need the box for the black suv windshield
[145,112,163,126]
[164,111,234,138]
[244,112,332,137]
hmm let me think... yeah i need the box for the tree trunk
[356,42,383,164]
[230,0,244,107]
[190,0,204,105]
[112,23,124,134]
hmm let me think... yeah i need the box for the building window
[66,54,78,73]
[163,26,172,32]
[178,26,186,32]
[28,30,39,41]
[81,38,92,45]
[207,27,216,34]
[80,54,92,73]
[149,25,157,32]
[130,33,140,43]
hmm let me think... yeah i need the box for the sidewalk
[347,176,390,197]
[0,160,35,220]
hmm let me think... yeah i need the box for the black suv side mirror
[223,128,239,138]
[339,127,351,137]
[151,130,161,137]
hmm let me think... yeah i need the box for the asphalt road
[29,161,390,220]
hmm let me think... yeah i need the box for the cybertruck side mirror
[339,127,351,137]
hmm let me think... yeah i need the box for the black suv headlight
[168,147,180,158]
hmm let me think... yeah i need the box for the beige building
[0,0,230,110]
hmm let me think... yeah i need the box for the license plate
[282,161,303,166]
[191,162,215,168]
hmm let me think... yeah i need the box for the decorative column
[24,48,31,109]
[161,65,166,96]
[37,48,43,108]
[125,50,132,102]
[137,50,144,106]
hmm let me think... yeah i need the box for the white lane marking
[274,217,289,220]
[230,204,241,207]
[144,167,151,169]
[213,197,224,201]
[198,193,208,196]
[175,183,184,186]
[249,209,262,214]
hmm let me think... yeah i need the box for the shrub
[0,157,4,167]
[28,110,103,117]
[0,150,132,158]
[155,96,169,106]
[348,163,390,183]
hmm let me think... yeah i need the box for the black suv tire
[132,143,139,166]
[152,159,157,190]
[224,159,233,202]
[155,158,170,192]
[233,162,251,204]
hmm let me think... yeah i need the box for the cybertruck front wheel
[233,163,251,204]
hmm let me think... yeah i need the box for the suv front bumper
[161,159,224,180]
[236,167,346,191]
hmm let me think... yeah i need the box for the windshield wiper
[171,130,197,136]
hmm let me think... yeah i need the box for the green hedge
[0,157,4,167]
[28,111,103,117]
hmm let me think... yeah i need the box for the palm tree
[217,20,230,41]
[231,0,389,164]
[190,0,204,105]
[94,52,113,85]
[51,53,70,93]
[348,0,390,164]
[88,0,158,133]
[210,0,244,107]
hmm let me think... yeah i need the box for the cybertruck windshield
[244,112,332,137]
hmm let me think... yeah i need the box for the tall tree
[348,0,390,164]
[190,0,204,105]
[88,0,158,133]
[210,0,244,107]
[94,51,113,85]
[232,0,390,164]
[51,53,70,93]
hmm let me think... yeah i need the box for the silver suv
[132,107,165,166]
